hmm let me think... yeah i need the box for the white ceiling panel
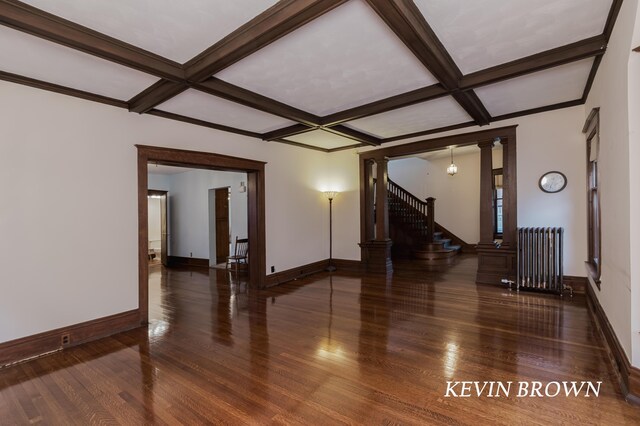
[475,59,594,117]
[216,0,438,116]
[22,0,278,63]
[0,26,158,100]
[344,96,472,138]
[156,89,296,133]
[415,0,612,74]
[286,130,358,150]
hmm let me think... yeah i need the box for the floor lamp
[324,191,338,272]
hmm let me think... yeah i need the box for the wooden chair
[226,237,249,272]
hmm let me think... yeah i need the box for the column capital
[477,140,495,149]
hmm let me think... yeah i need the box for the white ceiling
[286,130,359,150]
[215,0,438,116]
[415,0,612,74]
[0,25,158,100]
[476,58,594,117]
[344,96,472,138]
[156,89,296,133]
[22,0,279,63]
[0,0,616,148]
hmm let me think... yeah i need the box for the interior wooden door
[215,188,230,264]
[160,193,168,266]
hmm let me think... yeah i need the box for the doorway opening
[147,190,167,267]
[137,145,266,325]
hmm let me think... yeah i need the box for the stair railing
[387,179,434,240]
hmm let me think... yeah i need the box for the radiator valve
[501,278,515,290]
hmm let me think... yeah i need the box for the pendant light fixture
[447,147,458,176]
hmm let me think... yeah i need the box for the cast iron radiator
[514,227,570,295]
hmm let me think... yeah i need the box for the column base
[476,246,516,285]
[359,239,393,274]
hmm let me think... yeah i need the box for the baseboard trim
[563,275,587,294]
[266,260,328,287]
[0,309,140,368]
[332,258,363,272]
[265,258,362,287]
[585,281,640,404]
[167,255,209,268]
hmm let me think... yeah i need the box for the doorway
[148,190,168,267]
[137,145,266,325]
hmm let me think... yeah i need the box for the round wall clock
[539,171,567,193]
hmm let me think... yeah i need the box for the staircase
[387,179,472,262]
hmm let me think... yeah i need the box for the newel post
[426,197,435,243]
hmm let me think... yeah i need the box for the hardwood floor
[1,256,639,424]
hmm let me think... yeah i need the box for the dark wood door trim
[137,145,267,324]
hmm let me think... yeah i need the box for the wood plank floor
[1,256,639,424]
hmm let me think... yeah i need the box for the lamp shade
[323,191,338,200]
[447,147,458,176]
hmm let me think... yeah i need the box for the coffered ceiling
[0,0,622,152]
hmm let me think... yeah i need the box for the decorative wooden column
[359,156,393,274]
[375,157,390,240]
[500,138,517,248]
[426,197,435,243]
[476,137,517,284]
[364,159,375,241]
[477,140,495,247]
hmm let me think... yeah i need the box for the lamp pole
[324,191,337,272]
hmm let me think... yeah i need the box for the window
[583,108,601,287]
[493,168,503,239]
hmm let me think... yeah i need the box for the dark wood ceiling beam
[321,84,447,126]
[147,109,262,139]
[603,0,624,41]
[364,0,459,89]
[327,143,365,152]
[364,0,490,126]
[129,80,188,113]
[451,90,491,126]
[262,124,316,141]
[270,138,329,153]
[491,99,584,123]
[460,36,607,90]
[196,78,320,126]
[324,125,381,146]
[0,69,128,109]
[127,0,347,116]
[184,0,348,82]
[0,0,183,81]
[381,121,477,143]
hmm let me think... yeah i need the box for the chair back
[234,237,249,257]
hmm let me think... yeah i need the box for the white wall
[0,81,359,343]
[148,173,170,191]
[584,0,639,365]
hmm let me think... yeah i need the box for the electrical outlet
[61,334,70,345]
[270,266,275,273]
